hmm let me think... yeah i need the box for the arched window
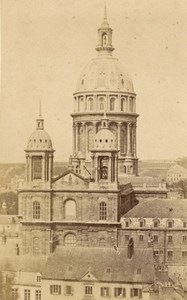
[65,200,76,220]
[129,97,133,112]
[33,237,40,256]
[99,97,105,111]
[33,201,40,220]
[100,157,109,179]
[102,33,108,46]
[99,202,107,220]
[79,97,84,111]
[88,97,93,111]
[121,97,127,111]
[64,233,76,247]
[110,98,115,111]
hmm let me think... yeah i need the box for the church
[2,5,185,300]
[18,7,138,256]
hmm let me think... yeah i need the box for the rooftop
[123,198,187,218]
[42,246,155,283]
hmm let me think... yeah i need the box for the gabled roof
[52,169,88,184]
[42,246,155,283]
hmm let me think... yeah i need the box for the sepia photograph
[0,0,187,299]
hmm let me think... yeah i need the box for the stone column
[75,122,79,153]
[29,155,32,181]
[72,123,76,154]
[133,123,137,157]
[127,122,131,156]
[85,123,88,155]
[117,122,122,152]
[26,155,29,182]
[42,154,45,181]
[91,152,95,180]
[127,96,129,112]
[81,122,86,154]
[115,153,118,181]
[48,154,52,182]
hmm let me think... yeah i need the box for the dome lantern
[96,4,114,55]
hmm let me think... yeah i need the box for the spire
[96,4,114,54]
[36,101,44,130]
[102,3,109,27]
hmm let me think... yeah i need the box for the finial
[36,101,44,130]
[102,2,109,27]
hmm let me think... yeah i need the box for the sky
[1,0,187,163]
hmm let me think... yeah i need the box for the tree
[0,267,19,300]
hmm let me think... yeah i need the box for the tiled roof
[42,246,155,283]
[123,198,187,218]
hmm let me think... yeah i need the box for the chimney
[128,238,134,259]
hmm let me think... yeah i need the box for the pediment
[81,271,98,281]
[52,170,89,190]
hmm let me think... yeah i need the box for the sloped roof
[124,198,187,218]
[42,246,155,283]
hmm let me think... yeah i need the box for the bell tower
[25,105,54,188]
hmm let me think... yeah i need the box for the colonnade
[72,121,137,158]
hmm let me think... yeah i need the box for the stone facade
[121,203,187,266]
[71,9,138,177]
[18,111,136,256]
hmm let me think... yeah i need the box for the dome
[94,127,116,151]
[27,129,53,150]
[76,56,134,93]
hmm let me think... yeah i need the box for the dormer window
[153,219,160,228]
[167,220,174,228]
[139,219,145,228]
[125,221,130,227]
[36,275,41,283]
[183,222,187,228]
